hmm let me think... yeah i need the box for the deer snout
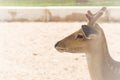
[55,41,66,52]
[55,41,60,48]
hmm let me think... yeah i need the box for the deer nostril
[55,41,60,48]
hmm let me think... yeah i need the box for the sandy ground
[0,22,120,80]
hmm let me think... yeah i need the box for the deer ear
[81,25,98,39]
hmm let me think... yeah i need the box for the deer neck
[86,33,119,80]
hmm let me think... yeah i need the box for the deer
[55,7,120,80]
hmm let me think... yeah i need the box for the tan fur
[55,7,120,80]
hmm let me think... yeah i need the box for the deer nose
[55,41,66,52]
[55,41,65,48]
[55,41,60,48]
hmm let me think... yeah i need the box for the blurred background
[0,7,119,23]
[0,0,119,6]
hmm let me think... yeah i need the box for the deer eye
[76,34,84,40]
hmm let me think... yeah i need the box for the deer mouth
[55,41,82,53]
[56,47,82,53]
[55,47,66,52]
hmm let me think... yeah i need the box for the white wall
[0,7,119,21]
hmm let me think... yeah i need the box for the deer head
[55,7,106,53]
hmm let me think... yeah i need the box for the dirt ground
[0,22,120,80]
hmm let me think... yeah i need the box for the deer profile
[55,7,120,80]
